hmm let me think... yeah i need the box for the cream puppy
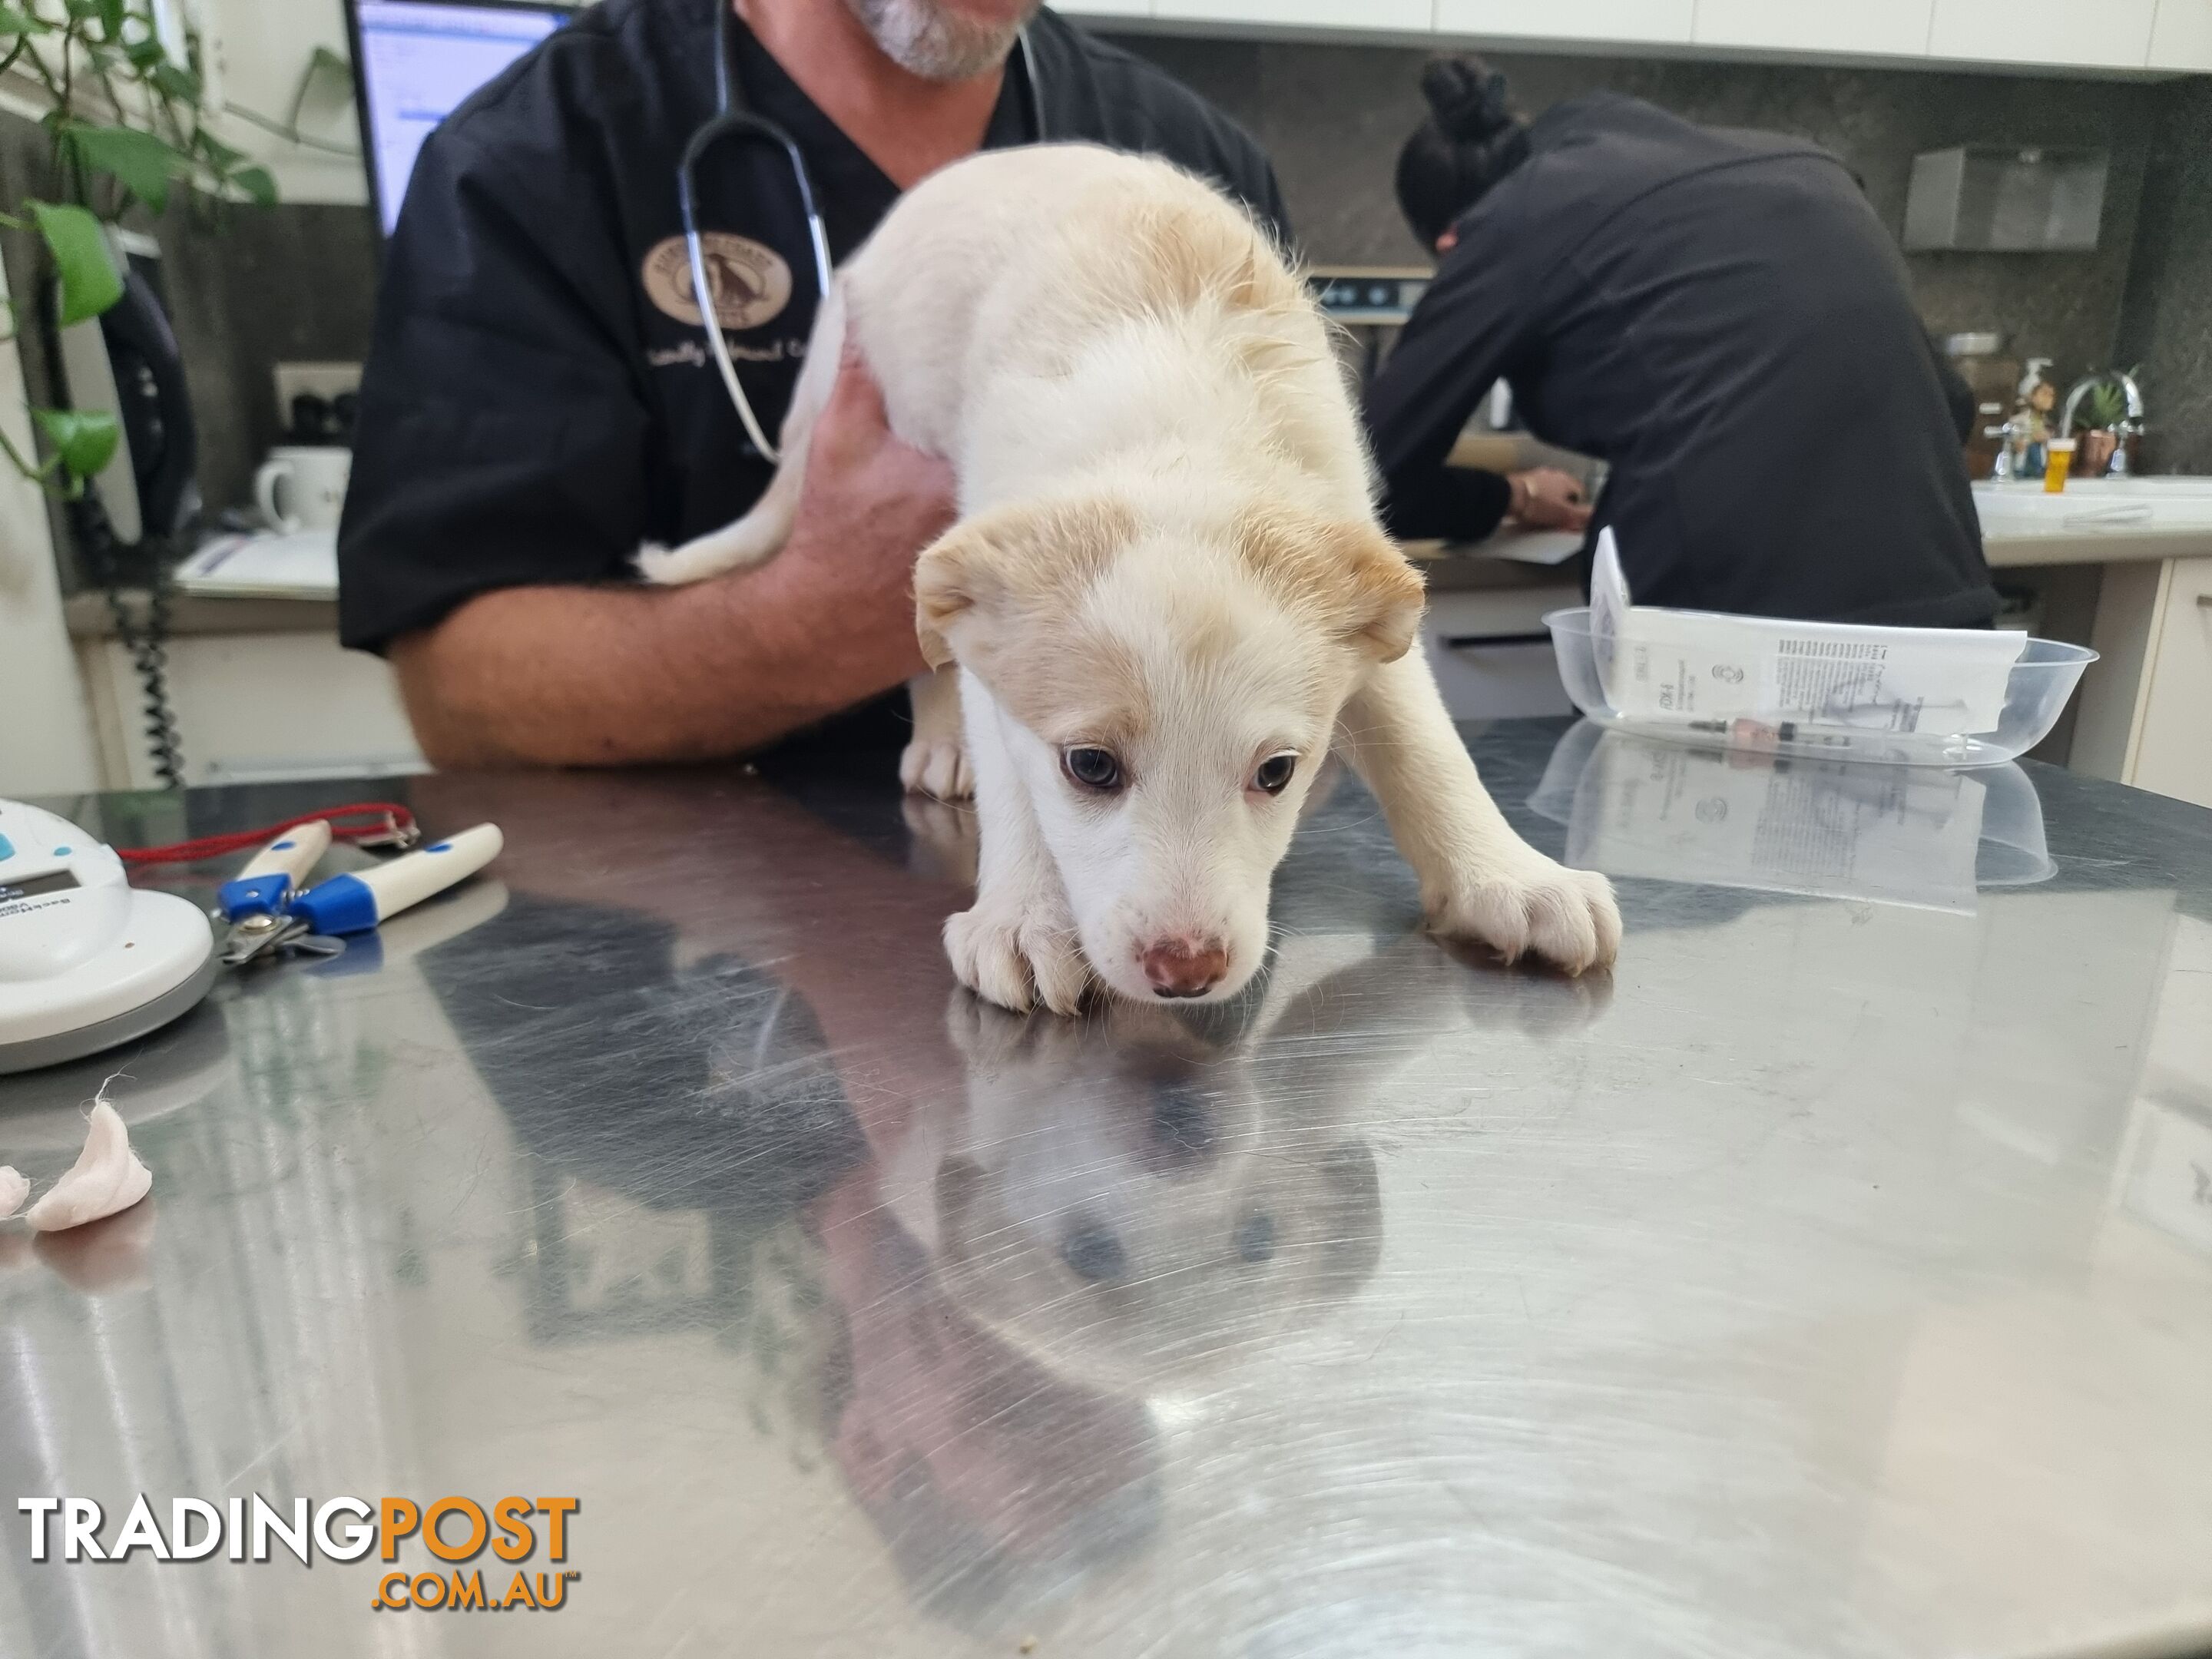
[640,145,1618,1012]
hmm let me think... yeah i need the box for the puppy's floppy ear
[1238,510,1428,664]
[914,496,1137,670]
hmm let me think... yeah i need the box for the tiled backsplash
[2115,78,2212,475]
[159,202,379,525]
[1105,32,2157,413]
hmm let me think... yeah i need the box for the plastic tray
[1543,607,2096,767]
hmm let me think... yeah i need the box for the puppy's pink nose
[1140,936,1229,998]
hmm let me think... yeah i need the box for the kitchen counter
[1978,478,2212,568]
[8,721,2212,1657]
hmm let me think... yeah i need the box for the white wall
[0,255,103,797]
[192,0,369,207]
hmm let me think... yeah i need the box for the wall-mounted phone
[51,225,199,545]
[47,224,198,786]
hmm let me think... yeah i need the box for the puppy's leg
[899,666,973,800]
[1336,651,1621,975]
[942,673,1090,1015]
[635,280,849,586]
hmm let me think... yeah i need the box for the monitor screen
[353,0,571,235]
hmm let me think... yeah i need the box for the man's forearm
[390,550,925,767]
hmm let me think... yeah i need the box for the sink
[1975,478,2212,538]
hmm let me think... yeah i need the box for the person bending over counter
[1366,55,1997,628]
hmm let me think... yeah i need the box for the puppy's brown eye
[1063,747,1123,792]
[1253,753,1296,796]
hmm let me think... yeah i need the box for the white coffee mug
[255,446,351,533]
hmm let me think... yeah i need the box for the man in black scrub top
[1366,57,1997,628]
[338,0,1286,767]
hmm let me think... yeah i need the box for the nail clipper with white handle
[287,824,505,939]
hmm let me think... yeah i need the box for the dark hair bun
[1420,55,1516,142]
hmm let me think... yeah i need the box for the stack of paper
[1590,529,2024,736]
[174,530,339,601]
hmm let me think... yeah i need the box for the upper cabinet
[1151,0,1433,27]
[1436,0,1692,46]
[1927,0,2159,69]
[2149,0,2212,68]
[1068,0,2212,74]
[1693,0,1932,58]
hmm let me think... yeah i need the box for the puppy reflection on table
[795,936,1445,1627]
[915,985,1383,1392]
[441,770,1561,1636]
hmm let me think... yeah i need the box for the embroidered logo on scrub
[641,233,792,331]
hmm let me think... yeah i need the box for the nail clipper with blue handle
[287,824,505,938]
[218,822,335,965]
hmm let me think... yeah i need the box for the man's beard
[841,0,1038,81]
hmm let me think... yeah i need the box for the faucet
[2061,369,2147,476]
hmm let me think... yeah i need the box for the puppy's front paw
[1426,855,1621,976]
[945,902,1090,1015]
[900,735,974,801]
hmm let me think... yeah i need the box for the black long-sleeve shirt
[1366,94,1995,628]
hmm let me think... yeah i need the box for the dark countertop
[8,717,2212,1657]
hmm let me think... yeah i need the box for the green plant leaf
[34,406,121,482]
[193,127,243,171]
[61,121,189,213]
[230,164,276,207]
[29,201,123,325]
[150,60,199,101]
[0,5,55,35]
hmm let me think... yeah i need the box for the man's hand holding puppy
[389,355,953,769]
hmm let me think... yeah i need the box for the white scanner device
[0,799,217,1076]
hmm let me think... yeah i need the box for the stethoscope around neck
[678,0,1047,462]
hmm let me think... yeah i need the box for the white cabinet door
[1436,0,1694,43]
[80,632,426,790]
[1928,0,2157,68]
[1693,0,1932,57]
[1153,0,1432,31]
[2148,0,2212,68]
[2131,558,2212,810]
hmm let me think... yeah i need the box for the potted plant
[0,0,276,498]
[2071,371,2141,479]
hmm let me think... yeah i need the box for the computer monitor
[347,0,573,237]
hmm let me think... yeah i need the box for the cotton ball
[25,1096,152,1233]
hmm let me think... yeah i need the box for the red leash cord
[117,803,419,866]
